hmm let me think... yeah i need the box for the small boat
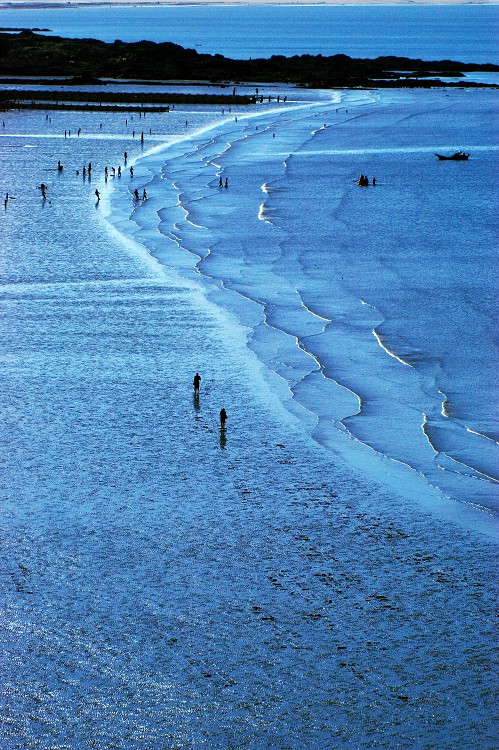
[435,151,470,161]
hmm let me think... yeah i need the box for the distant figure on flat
[134,188,140,201]
[220,408,227,429]
[57,160,63,172]
[95,189,100,201]
[193,372,201,393]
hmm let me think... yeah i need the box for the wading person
[193,372,201,393]
[220,408,227,429]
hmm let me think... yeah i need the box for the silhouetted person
[225,178,228,189]
[130,166,134,178]
[193,372,201,393]
[220,408,227,429]
[134,188,140,201]
[219,177,223,188]
[57,160,63,172]
[372,177,376,186]
[95,189,100,201]
[142,189,147,200]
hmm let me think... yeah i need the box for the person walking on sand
[193,372,201,393]
[134,188,140,201]
[219,176,223,188]
[130,166,134,178]
[220,408,227,429]
[225,178,228,189]
[142,189,147,200]
[95,189,100,202]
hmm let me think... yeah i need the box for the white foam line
[257,203,272,224]
[422,414,439,454]
[372,329,412,368]
[466,427,499,445]
[437,453,499,485]
[299,299,332,325]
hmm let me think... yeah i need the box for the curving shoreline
[104,85,499,523]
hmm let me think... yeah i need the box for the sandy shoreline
[1,88,497,748]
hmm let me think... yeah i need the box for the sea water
[1,9,498,750]
[103,85,498,517]
[1,3,498,64]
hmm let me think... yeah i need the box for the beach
[1,77,497,747]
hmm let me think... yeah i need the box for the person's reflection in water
[193,391,200,414]
[219,429,227,450]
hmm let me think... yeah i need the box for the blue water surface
[1,3,498,63]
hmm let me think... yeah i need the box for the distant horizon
[2,0,498,8]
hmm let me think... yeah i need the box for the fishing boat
[435,151,470,161]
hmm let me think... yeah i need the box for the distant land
[0,27,51,31]
[0,32,497,97]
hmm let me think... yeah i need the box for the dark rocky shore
[1,30,498,88]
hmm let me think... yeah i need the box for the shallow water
[111,86,499,517]
[1,86,498,749]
